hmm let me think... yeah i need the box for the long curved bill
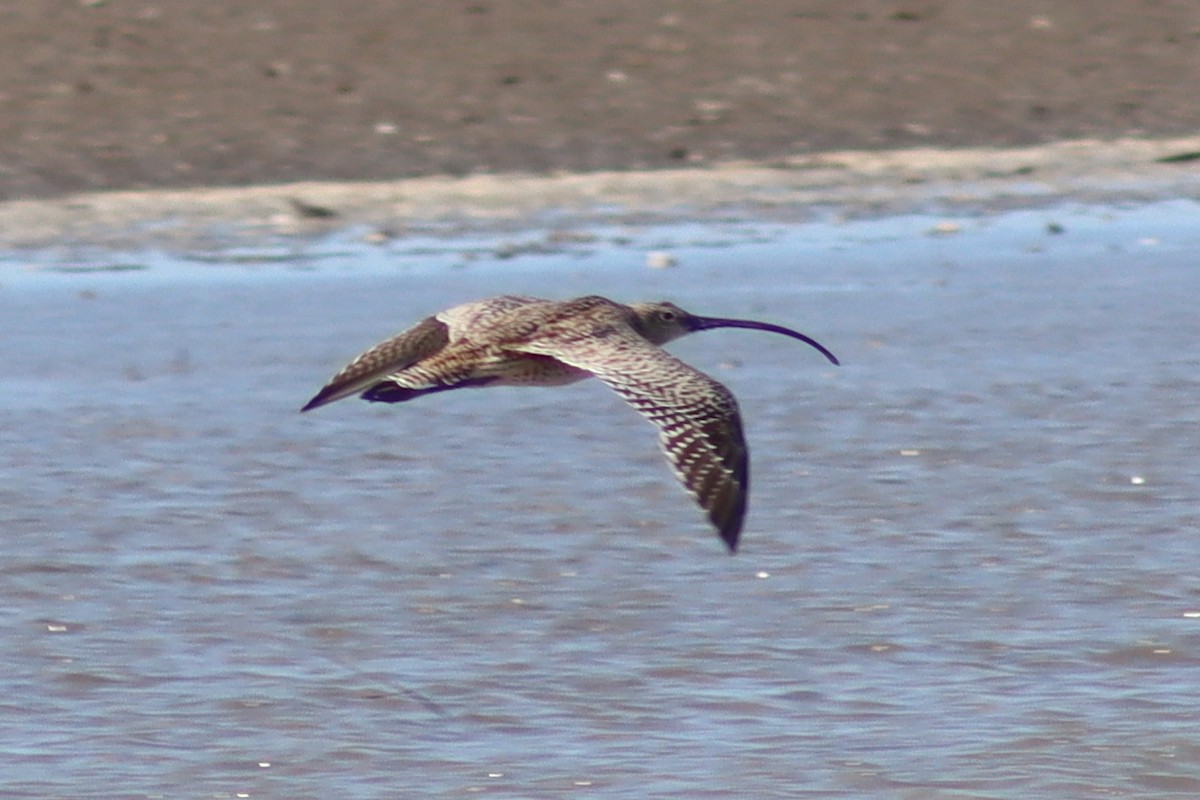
[690,316,841,366]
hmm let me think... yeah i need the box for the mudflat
[3,1,1198,199]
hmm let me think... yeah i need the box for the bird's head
[628,301,697,345]
[629,301,840,365]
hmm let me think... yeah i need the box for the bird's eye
[659,309,677,322]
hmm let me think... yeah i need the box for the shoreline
[2,136,1198,251]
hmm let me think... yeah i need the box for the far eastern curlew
[302,295,839,552]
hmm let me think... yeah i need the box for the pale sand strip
[1,137,1197,249]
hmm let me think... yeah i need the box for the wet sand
[3,1,1200,200]
[4,2,1197,254]
[2,135,1199,251]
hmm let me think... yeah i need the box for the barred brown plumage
[302,295,838,552]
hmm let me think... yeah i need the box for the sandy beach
[3,1,1199,201]
[2,2,1198,250]
[1,136,1197,250]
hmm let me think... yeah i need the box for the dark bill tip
[692,316,840,366]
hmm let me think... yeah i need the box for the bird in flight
[302,295,838,551]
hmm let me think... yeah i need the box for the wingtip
[719,527,740,554]
[300,390,332,413]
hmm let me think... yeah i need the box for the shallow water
[2,201,1200,798]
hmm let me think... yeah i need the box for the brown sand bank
[3,1,1199,201]
[1,136,1197,250]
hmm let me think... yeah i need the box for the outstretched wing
[302,315,449,411]
[302,296,547,412]
[508,318,749,551]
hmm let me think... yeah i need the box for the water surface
[2,202,1199,798]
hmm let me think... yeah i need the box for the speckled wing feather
[302,296,546,412]
[506,307,749,550]
[301,315,451,411]
[435,294,544,338]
